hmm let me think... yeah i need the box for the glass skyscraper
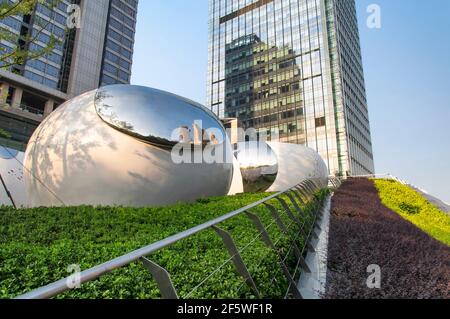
[100,0,138,86]
[0,0,138,150]
[207,0,374,176]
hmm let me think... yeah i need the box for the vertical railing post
[291,188,306,206]
[0,173,17,209]
[264,203,312,274]
[296,184,312,202]
[285,192,304,216]
[245,211,303,299]
[275,196,302,227]
[140,257,179,299]
[212,226,261,298]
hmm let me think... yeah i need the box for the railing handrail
[16,179,328,300]
[350,173,408,185]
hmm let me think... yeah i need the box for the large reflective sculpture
[24,85,234,207]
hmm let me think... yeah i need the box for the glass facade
[0,0,78,92]
[0,0,138,92]
[0,0,138,151]
[100,0,138,86]
[207,0,374,176]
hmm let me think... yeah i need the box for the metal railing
[328,175,342,188]
[350,173,408,185]
[19,104,45,117]
[0,102,45,117]
[16,178,341,300]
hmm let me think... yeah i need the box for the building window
[315,117,326,128]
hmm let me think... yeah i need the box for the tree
[0,0,63,70]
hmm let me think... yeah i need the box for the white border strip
[298,195,332,299]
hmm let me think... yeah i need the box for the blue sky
[131,0,450,203]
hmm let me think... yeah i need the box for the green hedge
[373,179,450,246]
[0,190,327,299]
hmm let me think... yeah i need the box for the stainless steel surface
[24,87,234,207]
[95,85,226,149]
[140,257,178,300]
[235,141,278,193]
[16,179,325,300]
[266,142,329,192]
[245,212,276,250]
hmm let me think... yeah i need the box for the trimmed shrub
[374,179,450,245]
[325,178,450,299]
[0,190,327,299]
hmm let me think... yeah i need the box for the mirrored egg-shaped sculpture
[235,141,278,193]
[266,142,329,191]
[24,85,234,207]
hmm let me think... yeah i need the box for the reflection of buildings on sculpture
[0,0,139,151]
[207,0,375,177]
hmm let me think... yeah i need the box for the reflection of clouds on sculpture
[95,85,226,148]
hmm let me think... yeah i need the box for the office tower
[207,0,374,176]
[0,0,138,150]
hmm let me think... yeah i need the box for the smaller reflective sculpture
[235,142,278,193]
[267,142,329,191]
[230,141,329,193]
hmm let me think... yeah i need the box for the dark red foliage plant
[325,179,450,299]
